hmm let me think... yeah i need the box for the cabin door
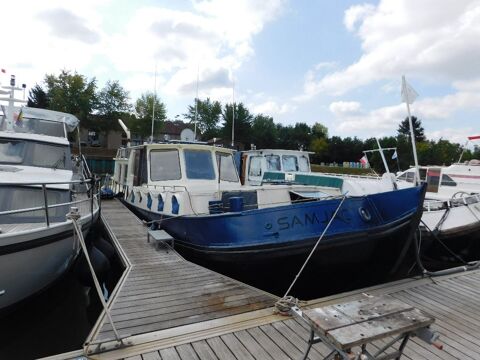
[426,168,441,193]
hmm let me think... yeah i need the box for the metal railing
[0,178,100,230]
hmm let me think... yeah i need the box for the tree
[311,122,328,139]
[133,92,167,140]
[183,98,222,140]
[251,114,277,148]
[96,80,132,133]
[27,84,49,109]
[44,70,97,122]
[222,103,253,147]
[397,116,426,142]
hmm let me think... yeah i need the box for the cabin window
[184,149,215,180]
[399,172,416,183]
[282,155,299,171]
[0,186,70,223]
[265,155,280,171]
[216,152,238,182]
[0,139,25,163]
[150,149,181,181]
[249,156,262,177]
[299,155,310,172]
[0,138,71,169]
[441,174,457,187]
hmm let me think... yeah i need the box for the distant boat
[0,85,99,310]
[397,162,480,260]
[113,141,426,285]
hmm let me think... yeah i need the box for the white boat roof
[19,107,79,132]
[245,149,314,155]
[133,142,236,154]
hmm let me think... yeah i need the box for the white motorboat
[396,162,480,257]
[0,79,100,310]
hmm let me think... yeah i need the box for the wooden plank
[141,351,161,360]
[220,333,255,360]
[175,344,200,360]
[191,340,219,360]
[233,330,275,360]
[258,324,304,359]
[326,308,433,350]
[206,337,235,359]
[159,348,181,360]
[246,327,290,360]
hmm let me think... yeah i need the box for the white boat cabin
[116,143,347,217]
[397,161,480,199]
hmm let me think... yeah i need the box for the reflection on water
[0,224,123,360]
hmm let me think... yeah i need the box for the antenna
[231,77,235,147]
[194,64,199,141]
[150,63,157,143]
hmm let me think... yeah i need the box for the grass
[311,164,376,176]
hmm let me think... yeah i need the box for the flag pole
[402,75,420,184]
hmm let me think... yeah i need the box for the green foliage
[44,70,97,122]
[397,116,426,142]
[95,80,132,133]
[27,84,49,109]
[184,98,222,140]
[133,92,167,140]
[312,122,328,138]
[222,103,253,147]
[251,114,277,148]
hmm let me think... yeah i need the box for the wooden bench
[291,295,439,360]
[147,229,174,252]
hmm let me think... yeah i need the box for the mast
[231,78,235,147]
[150,63,157,143]
[194,64,199,141]
[401,75,420,184]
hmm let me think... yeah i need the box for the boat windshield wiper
[51,153,66,170]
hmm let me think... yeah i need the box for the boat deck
[85,199,277,354]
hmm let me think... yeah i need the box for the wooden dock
[83,200,277,355]
[44,199,480,360]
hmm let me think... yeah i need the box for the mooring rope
[275,195,348,314]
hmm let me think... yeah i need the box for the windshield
[0,117,65,137]
[184,149,215,180]
[0,139,71,170]
[150,149,181,181]
[299,155,310,172]
[216,152,238,182]
[265,155,281,171]
[282,155,299,171]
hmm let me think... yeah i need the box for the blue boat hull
[130,185,425,278]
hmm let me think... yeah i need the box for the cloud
[108,0,286,97]
[39,8,101,43]
[329,91,480,139]
[297,0,480,99]
[427,127,475,145]
[329,101,362,116]
[251,100,296,115]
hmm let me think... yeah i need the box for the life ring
[358,207,372,222]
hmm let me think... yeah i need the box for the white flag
[392,150,397,160]
[401,76,418,104]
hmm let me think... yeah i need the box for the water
[0,223,123,360]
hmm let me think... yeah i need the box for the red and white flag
[359,155,368,165]
[468,135,480,140]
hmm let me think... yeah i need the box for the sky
[1,0,480,144]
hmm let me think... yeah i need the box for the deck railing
[0,178,100,229]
